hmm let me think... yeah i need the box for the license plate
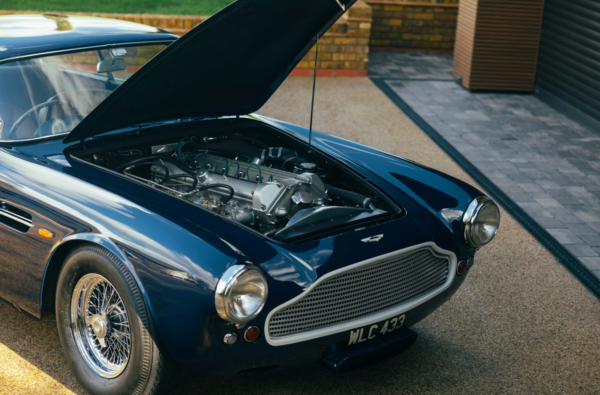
[348,314,406,345]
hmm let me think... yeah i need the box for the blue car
[0,1,500,394]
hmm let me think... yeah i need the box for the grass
[0,0,233,15]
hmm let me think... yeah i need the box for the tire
[55,244,180,395]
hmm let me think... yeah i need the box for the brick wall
[366,0,458,51]
[0,2,373,76]
[292,1,373,77]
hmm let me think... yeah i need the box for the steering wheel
[5,100,78,140]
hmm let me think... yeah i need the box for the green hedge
[0,0,232,16]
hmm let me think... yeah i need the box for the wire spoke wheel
[71,273,132,378]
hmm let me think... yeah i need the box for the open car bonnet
[64,0,355,143]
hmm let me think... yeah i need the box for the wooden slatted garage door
[536,0,600,121]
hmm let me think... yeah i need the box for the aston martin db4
[0,1,500,394]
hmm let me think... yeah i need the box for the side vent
[0,202,33,232]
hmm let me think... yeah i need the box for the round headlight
[463,196,500,248]
[215,265,268,325]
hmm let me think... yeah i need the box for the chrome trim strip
[0,207,34,228]
[0,132,70,144]
[0,40,176,65]
[264,241,456,346]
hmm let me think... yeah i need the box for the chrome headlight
[463,196,500,248]
[215,265,268,325]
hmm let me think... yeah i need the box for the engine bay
[83,123,395,241]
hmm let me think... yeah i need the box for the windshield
[0,44,167,141]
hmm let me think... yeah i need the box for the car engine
[101,134,388,241]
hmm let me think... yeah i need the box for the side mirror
[96,58,126,73]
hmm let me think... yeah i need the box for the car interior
[0,60,115,141]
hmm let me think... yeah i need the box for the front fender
[0,145,247,366]
[266,118,484,249]
[41,233,145,317]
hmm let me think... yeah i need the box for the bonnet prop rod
[308,1,345,153]
[307,34,319,154]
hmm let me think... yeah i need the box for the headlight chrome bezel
[463,196,500,248]
[215,264,268,326]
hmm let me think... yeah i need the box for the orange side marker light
[39,229,54,238]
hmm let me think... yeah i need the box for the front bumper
[322,326,418,374]
[182,270,467,375]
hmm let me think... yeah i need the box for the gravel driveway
[1,77,599,394]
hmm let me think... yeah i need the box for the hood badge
[361,234,384,243]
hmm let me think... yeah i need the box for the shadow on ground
[0,301,493,395]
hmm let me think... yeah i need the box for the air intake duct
[325,184,374,210]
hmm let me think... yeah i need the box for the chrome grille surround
[265,242,456,346]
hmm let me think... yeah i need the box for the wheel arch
[40,234,152,320]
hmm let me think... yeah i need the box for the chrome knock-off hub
[71,274,132,378]
[86,312,110,348]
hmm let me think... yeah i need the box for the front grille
[268,247,451,339]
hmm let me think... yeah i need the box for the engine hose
[160,174,198,191]
[193,152,207,168]
[175,137,202,167]
[197,184,235,203]
[214,158,229,174]
[325,184,374,210]
[178,137,197,156]
[247,163,262,183]
[225,162,240,177]
[114,154,170,173]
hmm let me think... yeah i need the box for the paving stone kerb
[0,2,373,77]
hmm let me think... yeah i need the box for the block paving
[370,50,600,277]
